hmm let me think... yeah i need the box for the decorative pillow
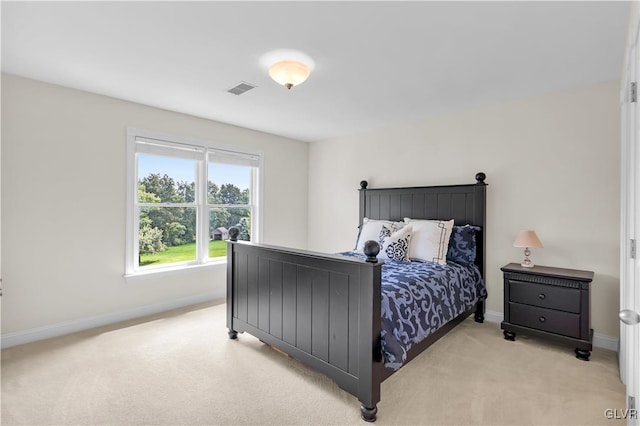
[403,218,454,265]
[378,225,412,262]
[378,223,403,245]
[355,218,404,252]
[447,225,481,266]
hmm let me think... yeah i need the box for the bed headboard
[358,172,487,277]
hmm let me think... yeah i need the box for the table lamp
[513,230,543,268]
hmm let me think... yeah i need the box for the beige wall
[1,74,622,342]
[308,80,621,338]
[1,74,309,335]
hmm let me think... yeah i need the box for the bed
[226,173,487,422]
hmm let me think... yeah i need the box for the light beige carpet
[1,302,625,425]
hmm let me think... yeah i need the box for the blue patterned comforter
[340,252,487,370]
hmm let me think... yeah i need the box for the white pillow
[378,224,412,262]
[403,218,454,265]
[355,218,404,252]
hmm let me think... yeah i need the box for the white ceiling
[1,1,631,142]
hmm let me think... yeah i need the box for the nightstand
[500,263,594,360]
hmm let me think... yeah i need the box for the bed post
[359,180,368,228]
[227,226,239,339]
[473,172,487,323]
[359,241,382,422]
[474,300,485,323]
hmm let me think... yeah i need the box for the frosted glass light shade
[269,60,311,89]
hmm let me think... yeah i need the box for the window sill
[124,259,226,280]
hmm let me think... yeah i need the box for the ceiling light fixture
[260,49,315,90]
[269,60,310,90]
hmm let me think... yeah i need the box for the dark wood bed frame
[226,173,487,422]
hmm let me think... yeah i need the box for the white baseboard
[483,310,619,352]
[592,333,619,352]
[484,309,504,324]
[1,293,219,349]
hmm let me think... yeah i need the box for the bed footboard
[226,233,383,420]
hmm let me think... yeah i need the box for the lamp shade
[268,60,311,89]
[513,230,543,248]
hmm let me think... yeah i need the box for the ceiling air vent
[227,82,256,95]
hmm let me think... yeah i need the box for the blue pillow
[447,225,480,265]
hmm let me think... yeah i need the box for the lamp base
[521,247,534,268]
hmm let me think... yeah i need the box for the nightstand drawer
[509,302,581,338]
[509,280,580,313]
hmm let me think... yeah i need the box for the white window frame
[125,128,263,276]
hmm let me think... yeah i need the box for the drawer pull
[538,316,546,323]
[538,293,546,300]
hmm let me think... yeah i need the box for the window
[126,129,261,274]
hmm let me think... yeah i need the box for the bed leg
[228,329,238,339]
[474,300,485,323]
[360,405,377,422]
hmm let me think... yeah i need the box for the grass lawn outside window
[140,240,227,266]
